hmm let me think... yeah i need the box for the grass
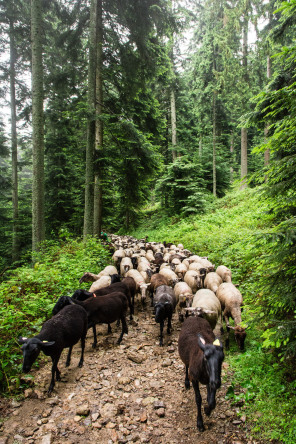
[129,187,296,443]
[0,236,112,394]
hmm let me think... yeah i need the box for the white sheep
[216,265,232,283]
[89,275,113,292]
[174,282,193,321]
[126,269,150,305]
[188,289,222,330]
[216,283,247,350]
[204,272,223,294]
[184,270,201,294]
[175,262,188,279]
[159,268,179,287]
[120,257,133,277]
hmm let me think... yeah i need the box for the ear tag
[213,339,220,346]
[43,340,48,343]
[199,336,206,345]
[22,337,28,341]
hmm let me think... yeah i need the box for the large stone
[127,352,147,364]
[76,404,90,416]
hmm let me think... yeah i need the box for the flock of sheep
[18,234,247,432]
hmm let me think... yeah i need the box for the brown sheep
[178,316,224,432]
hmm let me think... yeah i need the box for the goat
[19,304,88,394]
[178,316,224,432]
[153,285,176,346]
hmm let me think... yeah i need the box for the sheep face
[197,335,224,393]
[19,337,54,373]
[233,326,247,350]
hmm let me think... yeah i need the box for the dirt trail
[0,303,262,444]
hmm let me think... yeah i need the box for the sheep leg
[159,320,164,346]
[224,313,230,350]
[117,315,128,344]
[92,324,97,348]
[167,314,172,334]
[65,346,73,367]
[48,356,61,395]
[184,365,190,389]
[204,385,216,416]
[78,334,86,368]
[192,380,205,432]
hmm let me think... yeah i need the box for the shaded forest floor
[0,301,270,444]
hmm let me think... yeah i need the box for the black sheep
[153,284,176,346]
[72,277,136,321]
[53,292,129,347]
[19,304,88,394]
[178,316,224,432]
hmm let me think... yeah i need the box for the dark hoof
[204,406,211,416]
[197,421,205,432]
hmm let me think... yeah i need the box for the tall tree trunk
[31,0,45,252]
[240,15,248,190]
[83,0,97,238]
[230,131,234,183]
[93,0,103,236]
[9,18,19,261]
[199,136,202,158]
[171,89,177,161]
[264,54,272,168]
[240,127,248,189]
[212,91,217,197]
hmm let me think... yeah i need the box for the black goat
[178,316,224,432]
[19,304,88,394]
[153,285,176,346]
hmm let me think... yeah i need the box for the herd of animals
[19,235,248,432]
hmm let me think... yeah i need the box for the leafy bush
[129,187,296,442]
[0,236,111,394]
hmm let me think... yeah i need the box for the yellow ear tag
[43,340,48,343]
[213,339,220,346]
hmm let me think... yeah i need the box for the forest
[0,0,295,442]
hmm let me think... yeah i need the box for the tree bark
[31,0,45,252]
[240,14,248,190]
[83,0,97,238]
[9,18,19,261]
[230,131,234,183]
[264,54,272,168]
[93,0,103,237]
[240,127,248,189]
[212,91,217,197]
[171,89,177,161]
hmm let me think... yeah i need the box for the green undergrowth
[0,236,111,395]
[130,187,296,443]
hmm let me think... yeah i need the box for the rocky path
[0,304,260,444]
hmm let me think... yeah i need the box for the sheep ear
[197,334,206,351]
[40,341,55,347]
[18,337,28,344]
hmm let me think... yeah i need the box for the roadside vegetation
[0,188,295,442]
